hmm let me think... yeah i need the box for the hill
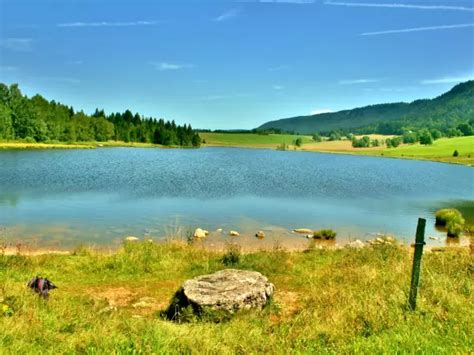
[258,81,474,135]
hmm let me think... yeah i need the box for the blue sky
[0,0,473,129]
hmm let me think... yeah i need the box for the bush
[453,150,459,157]
[313,229,337,240]
[294,138,303,147]
[419,130,433,145]
[221,244,241,266]
[352,136,370,148]
[23,136,36,143]
[312,134,322,142]
[435,208,465,237]
[385,136,401,148]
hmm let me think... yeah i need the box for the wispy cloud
[268,65,292,72]
[259,0,315,4]
[0,38,32,52]
[310,108,333,115]
[273,85,284,90]
[0,66,18,72]
[339,78,380,85]
[57,21,157,28]
[325,1,474,12]
[33,76,81,84]
[362,23,474,36]
[197,93,250,101]
[213,9,240,22]
[68,60,83,65]
[421,73,474,85]
[151,62,194,71]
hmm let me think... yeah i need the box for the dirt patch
[274,290,301,319]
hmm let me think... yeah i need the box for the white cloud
[0,38,32,52]
[362,23,474,36]
[310,109,333,115]
[213,9,240,22]
[421,74,474,85]
[57,21,157,28]
[151,62,194,71]
[324,1,474,12]
[338,78,380,85]
[272,85,284,90]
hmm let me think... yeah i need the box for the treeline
[0,83,201,147]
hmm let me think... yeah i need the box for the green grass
[375,136,474,165]
[0,140,167,150]
[200,132,313,147]
[1,241,472,353]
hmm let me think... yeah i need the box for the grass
[301,136,474,166]
[1,241,472,353]
[0,140,167,150]
[200,132,314,148]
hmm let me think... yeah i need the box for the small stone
[255,231,265,239]
[306,234,313,239]
[124,236,139,242]
[194,228,208,238]
[384,236,396,243]
[229,230,240,236]
[216,228,223,232]
[375,237,385,244]
[429,236,439,240]
[293,228,313,234]
[98,305,117,314]
[346,240,365,249]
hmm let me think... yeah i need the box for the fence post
[408,218,426,310]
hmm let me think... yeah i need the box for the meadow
[0,241,472,353]
[199,132,313,147]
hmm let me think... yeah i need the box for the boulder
[194,228,209,238]
[255,231,265,239]
[293,228,313,234]
[165,269,274,321]
[229,230,240,236]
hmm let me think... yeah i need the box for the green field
[1,241,472,353]
[0,141,164,150]
[200,132,313,147]
[376,136,474,165]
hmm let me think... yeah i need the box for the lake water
[0,147,472,249]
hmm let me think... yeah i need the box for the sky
[0,0,473,129]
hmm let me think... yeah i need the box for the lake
[0,147,472,249]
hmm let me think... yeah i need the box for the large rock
[165,269,274,321]
[194,228,209,238]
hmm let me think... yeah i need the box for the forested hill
[257,81,474,135]
[0,83,201,147]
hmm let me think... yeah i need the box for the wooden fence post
[408,218,426,310]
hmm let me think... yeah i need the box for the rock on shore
[165,269,274,321]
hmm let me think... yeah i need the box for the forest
[0,83,201,147]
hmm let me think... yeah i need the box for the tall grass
[0,241,472,353]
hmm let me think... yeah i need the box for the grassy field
[200,132,313,147]
[300,136,474,166]
[0,141,164,150]
[0,241,472,353]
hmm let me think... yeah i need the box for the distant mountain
[257,81,474,134]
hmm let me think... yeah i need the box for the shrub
[419,130,433,145]
[453,150,459,157]
[313,229,337,240]
[435,208,465,237]
[312,134,322,142]
[294,138,303,147]
[23,136,36,143]
[222,244,241,265]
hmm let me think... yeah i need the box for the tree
[294,137,303,147]
[0,103,13,139]
[419,130,433,145]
